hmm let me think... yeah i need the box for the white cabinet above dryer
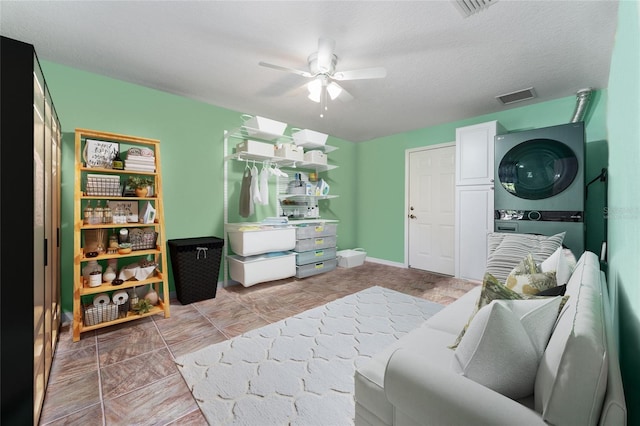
[455,120,506,186]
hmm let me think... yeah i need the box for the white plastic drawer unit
[227,252,296,287]
[296,258,337,278]
[294,235,337,252]
[295,223,337,239]
[226,223,296,257]
[295,247,337,266]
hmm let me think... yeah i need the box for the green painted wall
[356,94,608,263]
[41,62,357,314]
[607,0,640,422]
[42,20,637,418]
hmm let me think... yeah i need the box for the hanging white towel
[251,164,262,205]
[259,165,270,205]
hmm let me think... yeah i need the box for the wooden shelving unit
[72,128,170,342]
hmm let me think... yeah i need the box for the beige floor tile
[153,310,221,346]
[39,370,101,424]
[97,325,166,366]
[40,402,103,426]
[103,374,198,425]
[219,315,271,338]
[201,302,261,329]
[101,348,178,400]
[168,329,229,359]
[55,323,96,354]
[165,408,209,425]
[42,262,476,425]
[48,344,98,384]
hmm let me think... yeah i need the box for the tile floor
[40,262,478,425]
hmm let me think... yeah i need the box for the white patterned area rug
[175,286,443,426]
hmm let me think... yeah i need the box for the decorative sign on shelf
[84,139,119,168]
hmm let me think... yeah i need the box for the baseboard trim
[364,256,405,269]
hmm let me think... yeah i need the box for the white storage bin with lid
[242,115,287,140]
[275,143,304,161]
[236,140,275,158]
[337,248,367,268]
[226,224,296,257]
[303,150,327,165]
[228,252,296,287]
[292,128,328,148]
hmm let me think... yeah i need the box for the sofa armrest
[384,349,545,426]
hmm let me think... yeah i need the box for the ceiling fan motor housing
[308,52,337,75]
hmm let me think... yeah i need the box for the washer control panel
[495,210,583,222]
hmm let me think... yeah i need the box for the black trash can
[168,236,224,304]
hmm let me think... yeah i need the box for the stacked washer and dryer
[494,122,586,257]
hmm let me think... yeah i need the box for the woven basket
[168,237,224,304]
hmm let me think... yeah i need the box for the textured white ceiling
[0,1,619,142]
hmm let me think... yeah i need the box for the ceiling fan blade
[333,67,387,81]
[316,37,336,73]
[258,61,313,78]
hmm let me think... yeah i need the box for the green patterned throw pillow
[506,253,558,295]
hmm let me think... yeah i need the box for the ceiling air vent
[496,87,537,105]
[452,0,498,17]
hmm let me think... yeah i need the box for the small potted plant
[127,176,154,197]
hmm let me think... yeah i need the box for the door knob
[409,214,417,219]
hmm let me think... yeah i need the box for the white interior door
[407,144,455,275]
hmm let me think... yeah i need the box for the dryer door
[497,138,578,200]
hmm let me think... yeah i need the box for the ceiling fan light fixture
[307,78,322,102]
[327,82,342,100]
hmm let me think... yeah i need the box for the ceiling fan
[259,37,387,117]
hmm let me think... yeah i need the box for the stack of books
[125,147,155,172]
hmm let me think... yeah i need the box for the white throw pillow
[451,297,562,399]
[541,246,573,286]
[485,232,566,283]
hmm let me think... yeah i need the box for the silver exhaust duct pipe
[570,87,593,123]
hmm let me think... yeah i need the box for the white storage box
[275,143,304,161]
[228,252,296,287]
[303,150,327,165]
[337,248,367,268]
[236,140,274,158]
[242,115,287,140]
[292,128,328,148]
[226,224,296,256]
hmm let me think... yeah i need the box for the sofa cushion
[541,246,573,286]
[355,326,457,425]
[535,252,608,426]
[452,297,562,399]
[425,286,480,335]
[485,232,566,283]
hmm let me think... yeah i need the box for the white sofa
[354,251,627,425]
